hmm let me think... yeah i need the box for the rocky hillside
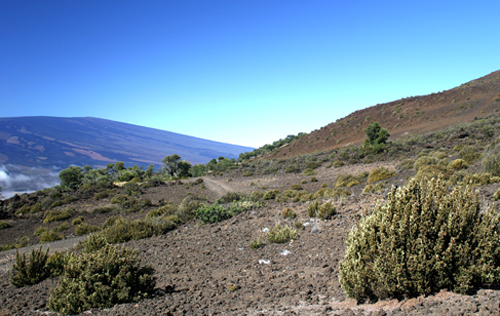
[268,70,500,159]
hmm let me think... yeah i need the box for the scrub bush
[266,225,297,244]
[10,247,50,287]
[339,178,500,301]
[48,244,155,315]
[367,167,396,183]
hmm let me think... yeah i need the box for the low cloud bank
[0,165,60,199]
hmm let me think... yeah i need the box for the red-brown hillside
[268,70,500,159]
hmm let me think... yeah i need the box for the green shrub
[415,164,450,181]
[71,216,84,226]
[194,203,233,223]
[30,203,43,213]
[33,226,49,236]
[318,202,336,219]
[300,179,307,184]
[294,220,303,229]
[48,244,155,315]
[312,188,351,199]
[40,231,63,243]
[94,192,108,200]
[0,220,11,230]
[307,200,320,217]
[41,197,55,210]
[320,183,328,188]
[302,168,317,176]
[249,237,265,249]
[50,200,65,208]
[362,182,385,194]
[62,195,78,204]
[399,159,416,170]
[305,161,322,170]
[75,223,101,236]
[333,161,345,168]
[262,190,279,200]
[53,222,70,233]
[483,153,500,176]
[92,206,116,214]
[448,159,468,170]
[89,218,175,245]
[176,196,205,222]
[414,156,438,171]
[43,208,73,223]
[493,188,500,201]
[110,194,128,204]
[193,178,204,185]
[290,184,303,191]
[310,177,318,182]
[46,251,68,277]
[335,174,358,187]
[461,173,493,186]
[10,246,50,287]
[347,180,360,187]
[15,204,30,216]
[339,178,500,301]
[367,167,396,183]
[281,208,295,219]
[285,164,299,173]
[266,225,297,244]
[217,192,244,204]
[460,146,481,164]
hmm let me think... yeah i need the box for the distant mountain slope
[0,116,254,169]
[268,70,500,159]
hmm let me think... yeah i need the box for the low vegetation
[48,244,155,314]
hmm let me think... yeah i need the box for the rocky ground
[1,161,500,315]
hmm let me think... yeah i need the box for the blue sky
[1,1,499,148]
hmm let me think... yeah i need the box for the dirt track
[2,164,500,315]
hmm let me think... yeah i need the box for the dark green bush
[43,208,73,223]
[460,146,481,164]
[48,244,155,315]
[290,184,303,191]
[367,167,396,183]
[339,178,500,301]
[10,246,50,287]
[302,168,317,176]
[262,189,279,200]
[281,207,295,219]
[30,203,43,213]
[94,192,108,200]
[40,231,63,243]
[92,206,116,214]
[285,164,299,173]
[483,153,500,176]
[318,202,336,219]
[85,217,175,246]
[71,216,84,226]
[75,223,101,236]
[307,200,320,217]
[15,204,30,216]
[0,220,11,230]
[266,225,297,244]
[217,192,244,204]
[50,200,65,208]
[194,203,233,223]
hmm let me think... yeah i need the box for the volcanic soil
[1,161,500,315]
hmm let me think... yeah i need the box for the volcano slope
[2,117,500,315]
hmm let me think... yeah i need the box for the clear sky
[1,1,499,148]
